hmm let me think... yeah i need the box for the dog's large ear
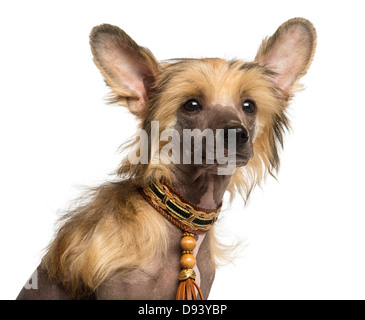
[255,18,316,95]
[90,24,158,116]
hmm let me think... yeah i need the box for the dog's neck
[170,165,231,210]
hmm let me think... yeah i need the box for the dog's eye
[242,100,256,113]
[182,99,202,113]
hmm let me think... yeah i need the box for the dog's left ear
[255,18,316,95]
[90,24,158,116]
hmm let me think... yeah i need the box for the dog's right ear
[255,18,316,96]
[90,24,158,116]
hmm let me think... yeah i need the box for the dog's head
[90,18,316,199]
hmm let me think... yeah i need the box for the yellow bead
[180,236,196,251]
[180,253,196,269]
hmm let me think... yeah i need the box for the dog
[17,18,316,300]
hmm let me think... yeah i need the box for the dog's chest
[96,231,215,299]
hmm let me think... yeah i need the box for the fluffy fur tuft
[42,181,170,297]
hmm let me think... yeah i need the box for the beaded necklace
[138,181,221,300]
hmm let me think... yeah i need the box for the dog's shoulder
[16,266,95,300]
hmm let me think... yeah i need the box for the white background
[1,0,365,300]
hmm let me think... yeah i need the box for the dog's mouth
[179,139,254,169]
[201,150,253,167]
[233,153,252,166]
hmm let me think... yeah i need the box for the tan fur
[42,181,171,297]
[40,19,316,298]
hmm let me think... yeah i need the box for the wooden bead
[180,236,196,251]
[180,253,196,269]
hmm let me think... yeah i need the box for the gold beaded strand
[180,232,197,274]
[176,232,204,300]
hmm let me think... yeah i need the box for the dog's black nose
[224,126,249,146]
